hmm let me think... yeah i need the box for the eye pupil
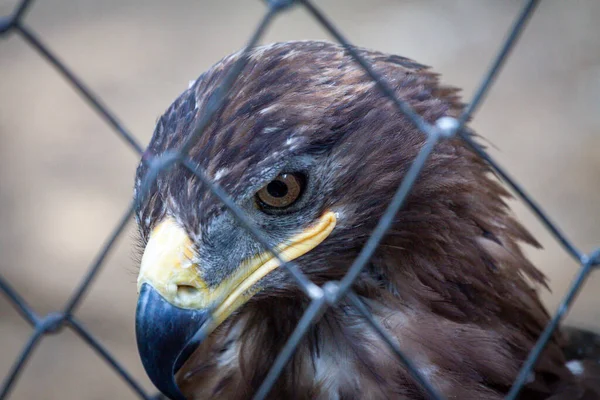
[267,180,288,198]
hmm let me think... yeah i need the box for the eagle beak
[136,283,208,400]
[135,212,336,399]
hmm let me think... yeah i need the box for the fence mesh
[1,1,598,399]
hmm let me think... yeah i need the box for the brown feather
[137,41,600,399]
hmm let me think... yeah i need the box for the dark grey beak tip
[136,283,209,400]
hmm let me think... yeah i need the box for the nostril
[177,284,197,292]
[175,285,202,306]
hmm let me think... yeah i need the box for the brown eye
[256,173,304,209]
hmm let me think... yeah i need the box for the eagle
[133,41,600,399]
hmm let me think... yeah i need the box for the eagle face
[135,44,448,320]
[133,41,591,400]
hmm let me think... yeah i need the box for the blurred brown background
[0,0,599,399]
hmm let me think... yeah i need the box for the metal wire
[0,1,598,399]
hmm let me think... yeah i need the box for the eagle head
[133,41,586,400]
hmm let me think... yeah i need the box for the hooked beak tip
[135,283,209,400]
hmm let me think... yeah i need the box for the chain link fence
[1,0,598,399]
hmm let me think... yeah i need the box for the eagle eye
[256,173,305,210]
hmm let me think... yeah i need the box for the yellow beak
[137,210,336,334]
